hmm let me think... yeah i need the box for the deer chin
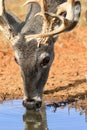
[22,97,42,110]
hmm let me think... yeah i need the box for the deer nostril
[35,101,42,109]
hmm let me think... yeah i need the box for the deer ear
[21,3,42,35]
[5,11,24,34]
[0,0,25,46]
[65,1,81,32]
[0,0,22,35]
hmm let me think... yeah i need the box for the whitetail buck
[0,0,81,110]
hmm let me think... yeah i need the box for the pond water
[0,99,87,130]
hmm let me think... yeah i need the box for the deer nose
[23,99,42,110]
[35,101,42,109]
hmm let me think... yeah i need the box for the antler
[24,0,78,41]
[0,0,81,45]
[57,0,75,20]
[23,0,50,34]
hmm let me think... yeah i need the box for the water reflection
[47,99,87,122]
[0,99,87,130]
[23,108,48,130]
[23,99,87,130]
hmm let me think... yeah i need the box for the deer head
[0,0,81,110]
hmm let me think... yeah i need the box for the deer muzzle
[23,97,42,110]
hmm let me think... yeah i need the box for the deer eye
[40,56,50,68]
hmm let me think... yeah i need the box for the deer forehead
[14,38,52,62]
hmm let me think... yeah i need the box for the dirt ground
[0,0,87,103]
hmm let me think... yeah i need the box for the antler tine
[23,0,47,12]
[23,0,49,33]
[25,15,72,40]
[24,0,76,40]
[23,0,47,20]
[57,0,75,20]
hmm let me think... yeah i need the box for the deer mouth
[22,99,42,110]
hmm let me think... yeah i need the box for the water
[0,100,87,130]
